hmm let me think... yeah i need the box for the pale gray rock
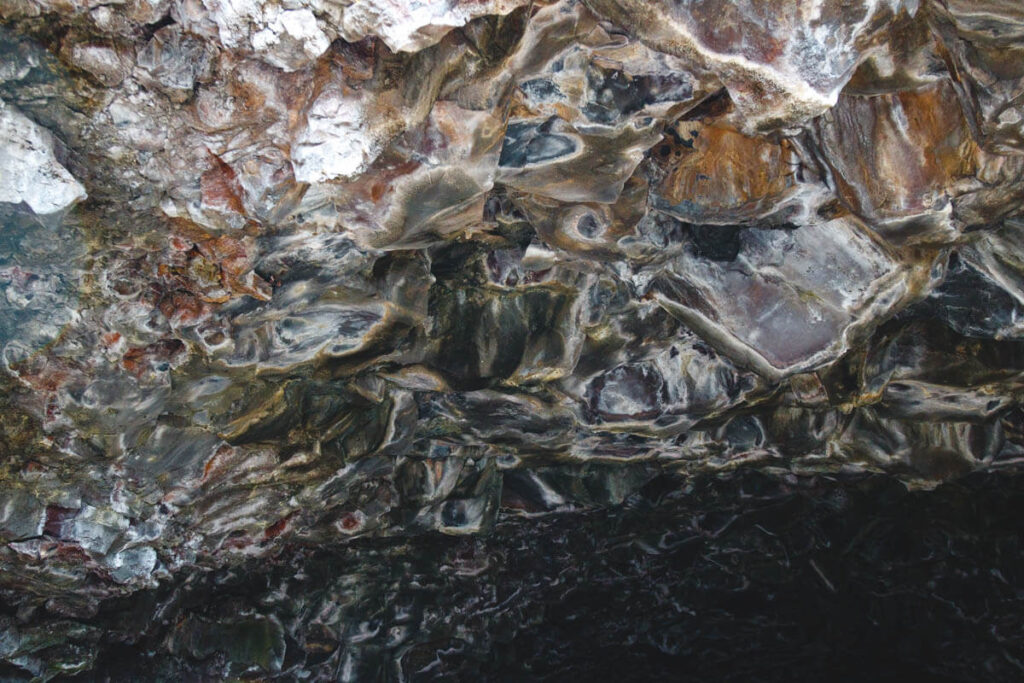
[251,8,332,71]
[291,82,396,184]
[107,545,158,584]
[175,0,335,71]
[70,505,129,555]
[0,99,86,215]
[339,0,531,53]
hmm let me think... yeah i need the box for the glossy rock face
[0,0,1023,679]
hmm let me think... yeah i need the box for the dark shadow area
[32,469,1022,682]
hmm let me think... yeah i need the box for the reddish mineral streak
[200,152,248,216]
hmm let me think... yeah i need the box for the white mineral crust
[0,99,87,215]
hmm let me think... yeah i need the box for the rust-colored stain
[657,123,796,210]
[200,152,247,216]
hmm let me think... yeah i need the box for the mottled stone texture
[0,0,1022,680]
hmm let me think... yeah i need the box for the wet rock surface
[0,0,1021,679]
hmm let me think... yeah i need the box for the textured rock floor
[0,0,1023,679]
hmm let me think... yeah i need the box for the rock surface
[0,0,1022,679]
[0,99,85,214]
